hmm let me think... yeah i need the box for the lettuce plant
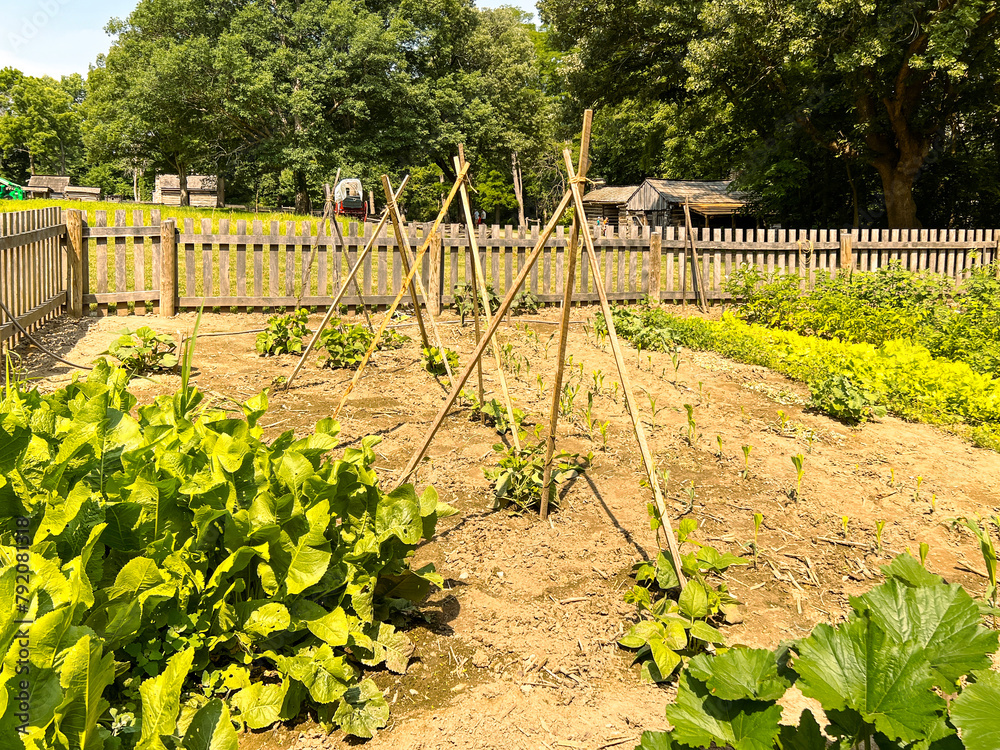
[0,360,455,747]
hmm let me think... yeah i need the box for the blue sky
[0,0,538,79]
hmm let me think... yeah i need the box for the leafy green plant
[0,358,458,746]
[716,434,723,459]
[101,326,178,374]
[478,398,526,436]
[319,320,374,369]
[422,346,459,376]
[741,444,753,479]
[875,519,886,551]
[684,404,697,446]
[560,382,580,416]
[636,553,1000,750]
[809,372,886,424]
[256,308,311,356]
[752,512,763,568]
[842,514,850,538]
[789,453,805,500]
[598,420,610,449]
[484,441,591,513]
[959,517,999,622]
[452,284,500,325]
[620,516,746,683]
[510,290,539,315]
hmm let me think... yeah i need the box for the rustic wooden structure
[27,175,71,199]
[66,185,102,202]
[627,179,747,228]
[0,208,66,349]
[153,175,225,207]
[581,184,639,229]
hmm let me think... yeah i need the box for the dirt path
[15,306,1000,749]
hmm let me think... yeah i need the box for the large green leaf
[776,709,827,750]
[664,669,783,750]
[794,618,944,744]
[856,578,998,686]
[678,580,710,620]
[52,635,115,750]
[137,647,195,750]
[333,678,389,739]
[687,648,791,702]
[231,680,290,730]
[635,731,676,749]
[180,698,239,750]
[375,486,423,545]
[951,670,1000,750]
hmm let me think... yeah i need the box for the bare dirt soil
[14,305,1000,750]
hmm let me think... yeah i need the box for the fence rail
[0,207,66,347]
[3,207,1000,341]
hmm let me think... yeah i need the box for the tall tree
[0,69,84,177]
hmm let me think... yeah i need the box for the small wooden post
[839,231,853,276]
[160,219,177,317]
[427,231,443,317]
[648,231,662,305]
[65,209,84,318]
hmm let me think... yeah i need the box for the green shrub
[636,553,1000,750]
[807,372,886,424]
[319,321,372,369]
[484,441,590,512]
[256,308,311,356]
[510,290,539,316]
[0,360,457,746]
[101,326,178,374]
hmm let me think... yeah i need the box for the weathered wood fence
[0,208,66,346]
[3,207,1000,334]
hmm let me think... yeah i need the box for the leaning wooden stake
[565,148,688,588]
[333,164,469,418]
[285,175,409,390]
[683,201,708,312]
[540,108,593,520]
[396,186,577,487]
[453,154,520,449]
[381,174,454,381]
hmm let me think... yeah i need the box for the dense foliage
[636,553,1000,750]
[101,326,179,374]
[0,359,455,746]
[484,440,588,513]
[727,262,1000,379]
[597,304,1000,448]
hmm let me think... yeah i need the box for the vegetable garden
[3,120,1000,749]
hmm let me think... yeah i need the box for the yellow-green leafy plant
[741,444,753,479]
[752,512,764,569]
[875,519,886,551]
[790,454,806,499]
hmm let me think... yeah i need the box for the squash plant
[101,326,178,374]
[0,358,455,748]
[636,553,1000,750]
[256,309,311,356]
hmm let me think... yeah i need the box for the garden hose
[0,298,94,371]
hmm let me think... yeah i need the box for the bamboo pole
[284,175,409,390]
[540,109,593,520]
[381,174,454,382]
[382,176,431,351]
[565,149,687,588]
[683,201,708,312]
[327,179,374,332]
[396,185,577,486]
[333,164,469,419]
[453,154,520,449]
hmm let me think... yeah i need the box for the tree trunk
[294,170,311,215]
[178,165,190,207]
[873,160,921,228]
[133,169,140,202]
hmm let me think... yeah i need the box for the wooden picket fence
[3,207,1000,341]
[0,208,66,347]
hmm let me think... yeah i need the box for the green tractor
[0,177,27,201]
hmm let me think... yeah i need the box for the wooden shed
[153,175,225,207]
[626,179,747,228]
[27,175,71,200]
[581,184,639,229]
[65,185,102,202]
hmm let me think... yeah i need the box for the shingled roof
[582,185,640,205]
[27,175,71,193]
[643,179,745,206]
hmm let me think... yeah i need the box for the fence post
[427,230,443,316]
[839,230,853,275]
[648,231,662,304]
[161,219,177,316]
[65,209,84,318]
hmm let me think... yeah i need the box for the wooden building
[65,185,102,202]
[153,175,225,207]
[581,184,640,229]
[627,179,748,228]
[27,175,71,199]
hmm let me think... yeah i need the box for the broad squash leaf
[687,648,791,702]
[951,670,1000,750]
[664,669,783,750]
[794,617,944,744]
[333,678,389,739]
